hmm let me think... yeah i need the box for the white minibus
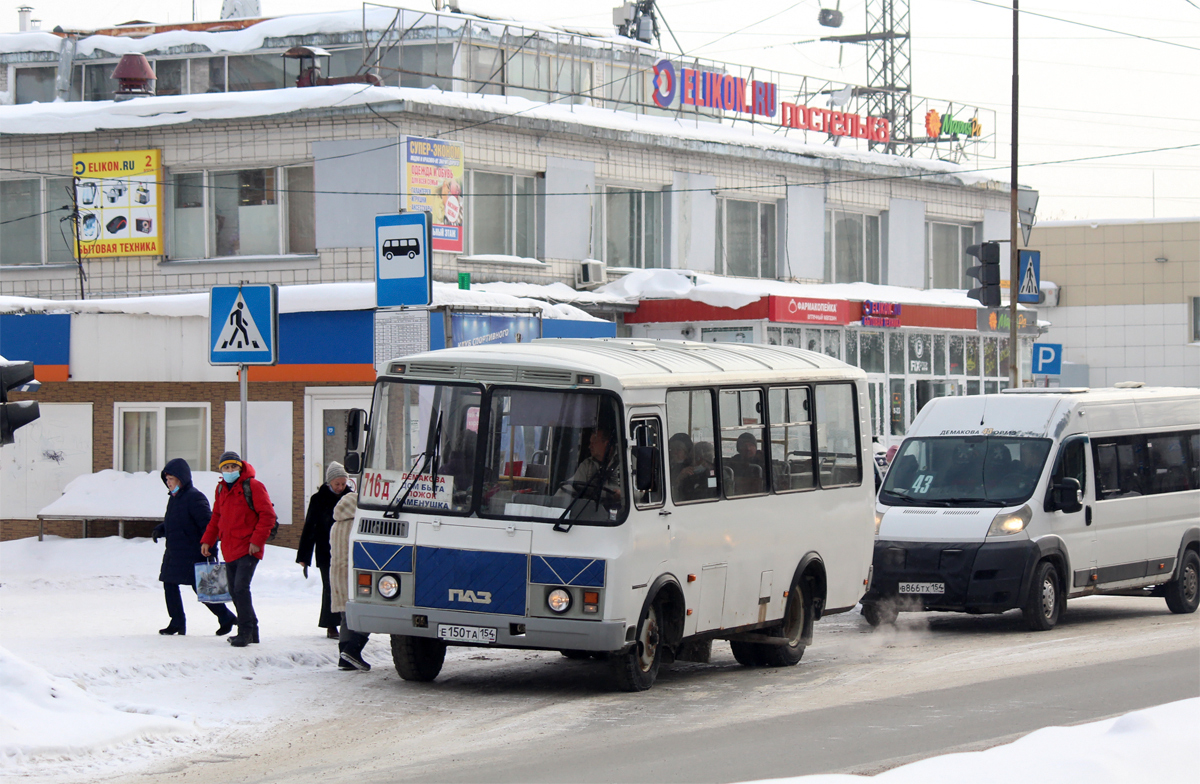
[342,339,876,690]
[864,385,1200,630]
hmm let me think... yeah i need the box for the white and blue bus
[343,339,876,691]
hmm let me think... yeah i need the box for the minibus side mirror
[344,451,362,475]
[634,445,657,492]
[1051,477,1083,514]
[346,408,367,452]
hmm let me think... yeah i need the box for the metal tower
[823,0,913,156]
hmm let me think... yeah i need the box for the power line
[963,0,1200,51]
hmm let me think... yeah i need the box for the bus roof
[384,338,862,389]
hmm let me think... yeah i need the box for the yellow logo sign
[71,149,163,259]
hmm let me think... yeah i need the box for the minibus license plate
[899,582,944,594]
[437,624,498,644]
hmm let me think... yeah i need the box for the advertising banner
[977,308,1039,334]
[72,149,163,258]
[768,296,850,325]
[403,136,464,253]
[450,313,541,347]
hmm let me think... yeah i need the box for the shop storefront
[625,293,1037,446]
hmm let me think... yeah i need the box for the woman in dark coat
[297,461,351,638]
[154,457,237,636]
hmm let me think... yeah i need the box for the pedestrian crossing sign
[209,285,278,365]
[1017,250,1041,304]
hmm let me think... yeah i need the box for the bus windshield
[480,389,627,525]
[359,381,482,514]
[879,436,1052,507]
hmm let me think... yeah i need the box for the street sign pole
[240,362,248,460]
[1009,0,1020,390]
[209,282,278,463]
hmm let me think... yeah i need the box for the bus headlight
[547,589,572,613]
[987,505,1032,537]
[378,574,400,599]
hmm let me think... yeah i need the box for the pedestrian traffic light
[1,360,41,446]
[966,241,1002,308]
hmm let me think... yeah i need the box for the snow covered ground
[1,535,1195,782]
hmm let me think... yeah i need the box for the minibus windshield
[480,388,627,525]
[879,436,1052,507]
[359,381,482,514]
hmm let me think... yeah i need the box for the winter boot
[326,625,339,639]
[339,650,371,671]
[159,624,185,635]
[228,625,257,647]
[216,616,235,636]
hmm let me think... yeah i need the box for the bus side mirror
[346,408,367,452]
[634,445,657,492]
[1051,477,1083,513]
[344,451,362,475]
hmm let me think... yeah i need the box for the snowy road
[2,536,1197,783]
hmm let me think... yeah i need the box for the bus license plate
[899,582,944,594]
[437,624,498,644]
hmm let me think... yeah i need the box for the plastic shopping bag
[195,559,232,604]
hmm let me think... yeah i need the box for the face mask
[222,470,241,484]
[169,484,180,495]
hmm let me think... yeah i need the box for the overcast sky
[10,0,1199,223]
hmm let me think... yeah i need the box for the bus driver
[559,426,623,507]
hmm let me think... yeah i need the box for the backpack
[218,477,279,541]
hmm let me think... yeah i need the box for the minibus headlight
[874,509,885,536]
[547,589,572,613]
[378,574,400,599]
[988,505,1033,537]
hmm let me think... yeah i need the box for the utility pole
[1008,0,1020,389]
[71,177,85,300]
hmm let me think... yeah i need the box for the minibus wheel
[610,598,663,691]
[862,601,898,627]
[757,581,807,667]
[1164,550,1200,614]
[391,634,447,681]
[1022,561,1063,631]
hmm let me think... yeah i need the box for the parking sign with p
[1032,342,1062,375]
[376,212,432,308]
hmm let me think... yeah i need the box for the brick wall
[1,380,354,547]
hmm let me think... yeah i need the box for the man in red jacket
[201,451,277,647]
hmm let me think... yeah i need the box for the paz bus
[342,339,876,691]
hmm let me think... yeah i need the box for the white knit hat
[325,461,349,483]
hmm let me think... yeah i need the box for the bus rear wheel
[731,581,807,668]
[391,634,447,682]
[610,599,662,691]
[1164,550,1199,614]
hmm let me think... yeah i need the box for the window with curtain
[824,209,880,283]
[603,186,662,269]
[928,221,978,289]
[469,171,537,258]
[716,198,776,278]
[117,404,209,473]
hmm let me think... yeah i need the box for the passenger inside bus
[675,441,718,501]
[668,432,694,497]
[727,432,766,495]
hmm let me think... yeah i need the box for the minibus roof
[906,387,1200,440]
[383,338,862,389]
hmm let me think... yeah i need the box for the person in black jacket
[297,461,352,638]
[154,457,237,636]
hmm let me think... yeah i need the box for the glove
[302,564,309,579]
[153,534,159,543]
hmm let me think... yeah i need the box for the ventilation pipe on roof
[56,34,77,101]
[112,53,156,101]
[18,6,32,31]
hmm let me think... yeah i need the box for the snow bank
[752,698,1199,784]
[37,469,222,520]
[595,268,1025,312]
[0,280,606,321]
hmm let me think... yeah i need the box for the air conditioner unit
[576,259,607,289]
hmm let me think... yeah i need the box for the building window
[598,186,663,269]
[716,199,776,278]
[928,221,978,289]
[0,178,75,266]
[1192,297,1200,342]
[154,59,185,96]
[228,54,287,92]
[468,171,536,258]
[825,209,880,283]
[14,66,57,104]
[115,404,210,473]
[168,166,314,260]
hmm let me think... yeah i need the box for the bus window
[666,389,719,503]
[768,387,814,492]
[630,417,665,508]
[720,389,768,497]
[815,383,862,488]
[1093,437,1144,500]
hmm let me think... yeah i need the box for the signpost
[1032,342,1063,376]
[1018,250,1041,304]
[376,212,433,308]
[209,284,278,460]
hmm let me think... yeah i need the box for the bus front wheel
[1164,549,1199,614]
[610,598,663,691]
[862,601,898,627]
[391,634,447,682]
[1022,560,1063,631]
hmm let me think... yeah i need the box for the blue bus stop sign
[1032,342,1062,375]
[209,284,277,365]
[376,212,432,308]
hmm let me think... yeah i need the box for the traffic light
[965,241,1002,308]
[1,360,41,446]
